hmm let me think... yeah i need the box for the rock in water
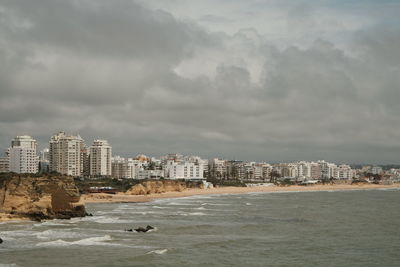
[0,174,86,221]
[134,225,155,232]
[134,227,147,232]
[0,238,3,244]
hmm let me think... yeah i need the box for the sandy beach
[83,183,400,204]
[2,184,398,222]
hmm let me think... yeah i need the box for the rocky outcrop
[0,174,86,221]
[125,180,187,195]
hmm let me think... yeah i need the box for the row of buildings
[0,133,206,180]
[1,132,397,182]
[208,159,355,182]
[0,133,112,177]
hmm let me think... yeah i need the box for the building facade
[164,160,204,180]
[9,135,39,174]
[49,132,85,176]
[89,140,112,177]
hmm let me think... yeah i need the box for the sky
[0,0,400,164]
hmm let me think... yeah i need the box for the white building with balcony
[164,160,204,180]
[49,132,85,176]
[89,140,112,177]
[9,135,39,174]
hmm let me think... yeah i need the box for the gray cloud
[0,0,399,164]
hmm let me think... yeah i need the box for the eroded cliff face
[125,180,187,195]
[0,174,86,221]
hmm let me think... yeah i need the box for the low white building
[137,169,164,180]
[164,160,204,180]
[111,156,147,179]
[333,165,354,180]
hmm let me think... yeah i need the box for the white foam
[34,221,66,227]
[146,249,168,255]
[145,227,158,233]
[35,230,85,240]
[36,235,113,247]
[246,203,252,206]
[68,216,132,224]
[152,206,169,209]
[188,212,207,216]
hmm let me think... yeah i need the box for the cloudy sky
[1,0,399,164]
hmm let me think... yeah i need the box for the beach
[1,183,398,223]
[83,183,400,204]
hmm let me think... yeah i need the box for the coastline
[2,184,398,223]
[83,183,400,204]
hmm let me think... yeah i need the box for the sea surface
[1,189,400,266]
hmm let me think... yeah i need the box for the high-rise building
[9,135,39,174]
[11,135,38,150]
[89,140,112,177]
[0,151,10,173]
[49,132,85,176]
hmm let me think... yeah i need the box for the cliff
[125,180,188,195]
[0,174,86,221]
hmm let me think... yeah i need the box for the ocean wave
[36,235,113,247]
[152,206,170,209]
[146,249,168,255]
[33,221,67,227]
[68,216,133,224]
[174,211,207,216]
[35,229,86,240]
[0,230,36,239]
[200,203,232,206]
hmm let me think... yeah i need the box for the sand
[1,183,399,222]
[83,183,400,204]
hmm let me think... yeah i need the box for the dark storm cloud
[0,0,399,163]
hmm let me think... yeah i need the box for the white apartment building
[49,132,85,176]
[9,135,39,174]
[371,166,383,175]
[297,161,312,179]
[111,156,127,179]
[40,148,50,161]
[209,158,226,178]
[164,160,204,180]
[111,156,144,179]
[0,154,9,173]
[137,169,164,180]
[333,165,354,180]
[89,140,112,177]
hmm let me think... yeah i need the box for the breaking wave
[146,249,168,255]
[36,235,113,247]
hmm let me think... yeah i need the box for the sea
[1,189,400,267]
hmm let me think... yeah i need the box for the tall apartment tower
[89,140,112,177]
[9,135,39,173]
[49,132,85,176]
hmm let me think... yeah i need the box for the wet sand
[83,183,400,204]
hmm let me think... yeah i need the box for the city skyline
[0,132,397,167]
[1,1,400,164]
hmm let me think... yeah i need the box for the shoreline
[83,183,400,204]
[2,183,398,222]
